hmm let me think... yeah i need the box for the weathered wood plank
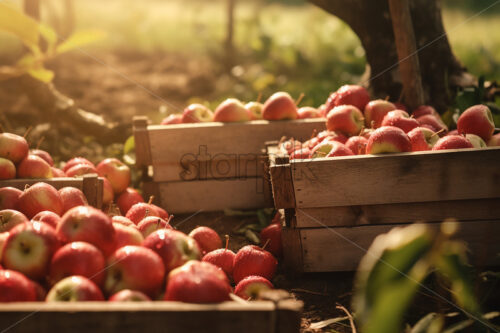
[270,165,296,209]
[133,116,153,169]
[281,225,304,273]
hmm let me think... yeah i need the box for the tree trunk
[309,0,475,112]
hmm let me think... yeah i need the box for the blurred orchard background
[0,0,499,161]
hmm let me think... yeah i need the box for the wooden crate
[268,145,500,272]
[0,174,104,209]
[133,116,325,214]
[0,297,302,333]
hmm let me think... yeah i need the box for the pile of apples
[160,92,321,124]
[278,85,499,159]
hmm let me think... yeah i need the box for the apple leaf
[0,3,40,54]
[38,23,58,55]
[56,30,106,54]
[123,135,135,165]
[27,66,54,83]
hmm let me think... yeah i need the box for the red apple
[366,126,412,154]
[214,98,251,122]
[58,187,88,213]
[126,202,160,225]
[310,141,354,158]
[30,149,54,166]
[417,114,448,135]
[181,104,214,123]
[465,133,487,148]
[262,92,298,120]
[0,232,8,262]
[51,167,66,178]
[109,289,151,302]
[325,85,370,112]
[113,223,144,249]
[65,164,98,177]
[488,133,500,147]
[49,241,106,286]
[96,158,131,194]
[16,182,63,219]
[345,136,369,155]
[57,206,116,256]
[0,209,28,232]
[102,177,114,205]
[457,104,495,141]
[46,275,104,301]
[2,222,60,280]
[297,107,321,119]
[326,105,364,136]
[189,226,222,255]
[432,135,473,150]
[381,110,419,133]
[143,229,201,273]
[161,114,182,125]
[32,211,60,230]
[260,223,282,258]
[317,130,348,144]
[289,147,312,160]
[408,127,439,151]
[116,188,144,215]
[245,102,264,120]
[0,187,22,210]
[234,275,273,300]
[0,269,37,302]
[364,99,396,128]
[0,133,29,164]
[279,139,303,155]
[152,204,169,220]
[104,246,165,297]
[164,261,231,303]
[202,247,235,280]
[447,130,459,136]
[233,245,277,284]
[137,216,173,238]
[112,215,136,228]
[412,105,439,118]
[0,157,15,180]
[63,157,94,173]
[17,155,52,179]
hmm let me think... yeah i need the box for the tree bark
[309,0,475,112]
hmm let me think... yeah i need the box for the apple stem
[166,215,174,228]
[385,95,390,101]
[262,238,271,251]
[148,196,154,205]
[431,128,445,138]
[257,92,262,103]
[23,126,33,139]
[24,184,30,191]
[36,136,45,150]
[224,234,229,251]
[144,209,150,219]
[295,93,305,106]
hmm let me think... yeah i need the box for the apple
[143,229,201,273]
[65,164,98,177]
[432,135,473,150]
[96,158,131,194]
[102,177,114,205]
[57,206,116,256]
[316,130,348,144]
[109,289,151,302]
[126,202,160,225]
[2,222,60,280]
[245,102,264,120]
[113,223,144,248]
[447,129,459,136]
[345,136,369,155]
[0,157,15,180]
[112,215,136,228]
[32,211,60,229]
[407,127,439,151]
[297,107,321,119]
[417,114,448,135]
[234,275,273,300]
[164,261,232,303]
[326,105,364,136]
[0,209,28,232]
[381,110,419,133]
[0,133,29,164]
[310,141,354,158]
[116,188,144,215]
[58,187,88,213]
[0,231,9,260]
[457,104,495,141]
[366,126,412,154]
[202,238,235,279]
[262,92,298,120]
[189,226,222,255]
[152,204,169,220]
[161,114,182,125]
[465,134,487,148]
[46,275,104,301]
[32,279,47,301]
[289,147,312,160]
[49,241,106,286]
[325,85,370,112]
[63,157,94,173]
[51,167,66,178]
[279,139,303,155]
[233,245,277,284]
[488,133,500,146]
[17,182,64,219]
[30,149,54,166]
[137,216,173,238]
[260,223,282,258]
[181,104,214,123]
[363,99,396,128]
[361,128,374,139]
[412,105,439,118]
[17,155,52,179]
[0,269,37,302]
[104,246,165,297]
[0,187,22,210]
[213,98,251,122]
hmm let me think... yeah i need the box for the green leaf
[454,88,480,113]
[56,30,106,54]
[0,3,40,53]
[27,66,54,83]
[123,136,136,165]
[39,23,58,55]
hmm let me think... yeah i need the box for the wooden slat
[294,198,500,228]
[147,119,325,182]
[82,174,102,208]
[281,225,304,274]
[297,220,500,272]
[157,177,273,214]
[270,164,295,209]
[133,116,153,168]
[292,147,500,208]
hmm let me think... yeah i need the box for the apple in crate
[137,216,173,238]
[58,187,88,213]
[116,187,144,215]
[260,223,283,258]
[0,187,22,210]
[233,245,277,284]
[17,182,64,218]
[143,229,201,273]
[102,177,114,205]
[366,126,412,154]
[297,107,321,119]
[408,127,439,151]
[345,136,368,155]
[113,223,144,248]
[17,155,53,179]
[164,261,232,303]
[104,246,165,298]
[432,135,473,150]
[381,110,419,133]
[326,85,370,112]
[289,147,312,160]
[181,104,214,123]
[416,114,448,134]
[457,104,495,141]
[412,105,439,118]
[30,149,54,166]
[0,209,28,232]
[245,101,263,120]
[488,133,500,146]
[0,232,8,262]
[32,211,60,230]
[234,275,273,300]
[262,92,298,120]
[112,215,136,228]
[2,222,60,280]
[189,226,222,255]
[63,157,95,173]
[57,206,116,256]
[65,164,98,177]
[109,289,151,302]
[46,275,104,301]
[311,141,354,158]
[0,269,37,302]
[465,134,487,148]
[202,248,235,279]
[0,157,15,180]
[97,158,131,194]
[363,99,396,128]
[0,133,29,164]
[214,98,251,122]
[161,114,182,125]
[126,202,160,224]
[326,105,364,136]
[51,167,65,178]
